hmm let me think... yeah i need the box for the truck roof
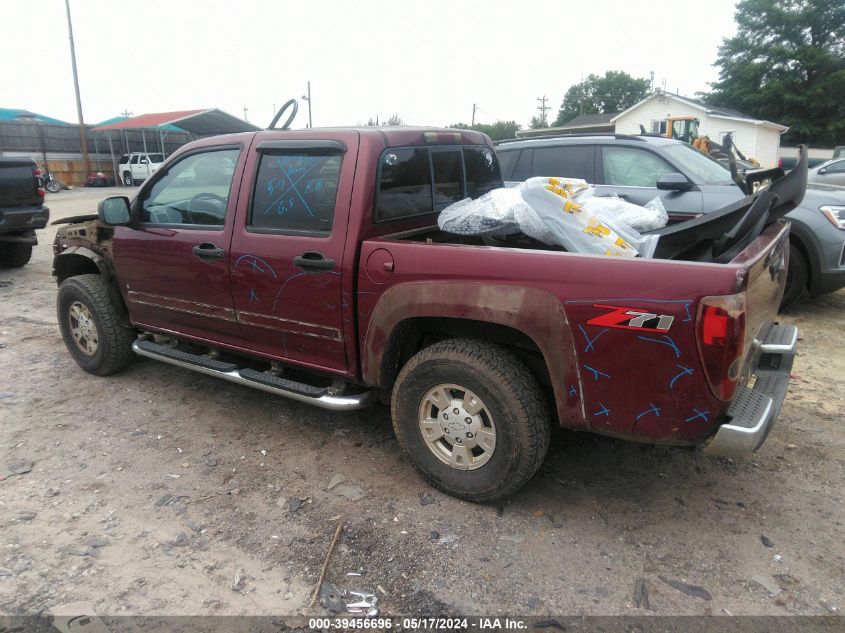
[180,127,493,150]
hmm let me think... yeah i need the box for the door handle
[192,242,225,260]
[293,251,335,272]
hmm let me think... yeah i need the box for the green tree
[529,115,549,129]
[553,71,651,126]
[387,113,404,126]
[704,0,845,145]
[448,121,521,141]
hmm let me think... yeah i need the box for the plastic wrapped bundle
[437,177,665,258]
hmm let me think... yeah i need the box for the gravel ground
[0,188,843,618]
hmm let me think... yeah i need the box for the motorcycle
[42,170,63,193]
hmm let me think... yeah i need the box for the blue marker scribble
[638,334,681,358]
[636,403,661,420]
[233,255,278,279]
[685,408,710,423]
[578,324,609,353]
[569,385,577,397]
[583,364,610,381]
[669,364,694,389]
[262,156,321,217]
[248,288,259,303]
[594,402,610,417]
[683,303,692,323]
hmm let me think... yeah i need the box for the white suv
[118,153,165,186]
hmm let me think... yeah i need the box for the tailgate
[731,219,790,356]
[0,161,40,207]
[701,219,796,458]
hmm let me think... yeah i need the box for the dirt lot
[1,188,843,618]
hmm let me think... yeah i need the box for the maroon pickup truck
[52,126,801,502]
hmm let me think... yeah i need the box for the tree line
[444,0,844,145]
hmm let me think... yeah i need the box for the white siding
[614,96,702,135]
[614,95,783,168]
[748,126,782,168]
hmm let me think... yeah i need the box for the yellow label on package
[582,218,636,256]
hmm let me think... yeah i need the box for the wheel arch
[787,223,820,295]
[54,247,130,326]
[362,282,584,429]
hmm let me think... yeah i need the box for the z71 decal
[586,304,675,332]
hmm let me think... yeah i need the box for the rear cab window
[374,145,501,223]
[600,146,675,187]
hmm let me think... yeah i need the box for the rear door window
[601,146,674,187]
[531,145,595,181]
[249,152,342,234]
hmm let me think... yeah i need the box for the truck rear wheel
[391,338,550,503]
[0,242,33,268]
[57,274,135,375]
[122,171,132,186]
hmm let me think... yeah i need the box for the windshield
[662,144,735,185]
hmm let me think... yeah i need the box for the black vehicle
[495,134,845,309]
[0,157,50,267]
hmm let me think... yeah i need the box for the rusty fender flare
[361,281,586,429]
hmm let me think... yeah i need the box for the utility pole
[471,103,477,127]
[536,95,550,126]
[64,0,89,179]
[243,105,249,122]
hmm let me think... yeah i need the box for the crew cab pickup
[0,156,49,267]
[52,127,802,502]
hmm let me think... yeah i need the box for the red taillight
[777,158,783,169]
[696,294,746,401]
[33,168,45,196]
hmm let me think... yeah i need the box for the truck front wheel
[57,274,135,375]
[391,338,550,503]
[0,242,33,268]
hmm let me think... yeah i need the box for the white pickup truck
[118,153,165,186]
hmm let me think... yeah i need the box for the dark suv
[495,134,845,308]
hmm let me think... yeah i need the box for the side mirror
[818,167,828,175]
[657,172,693,191]
[98,196,131,226]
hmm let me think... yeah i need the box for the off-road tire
[0,242,33,268]
[391,338,550,503]
[57,274,135,375]
[780,243,808,311]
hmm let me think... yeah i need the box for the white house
[611,92,789,168]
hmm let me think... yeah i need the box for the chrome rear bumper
[703,322,797,458]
